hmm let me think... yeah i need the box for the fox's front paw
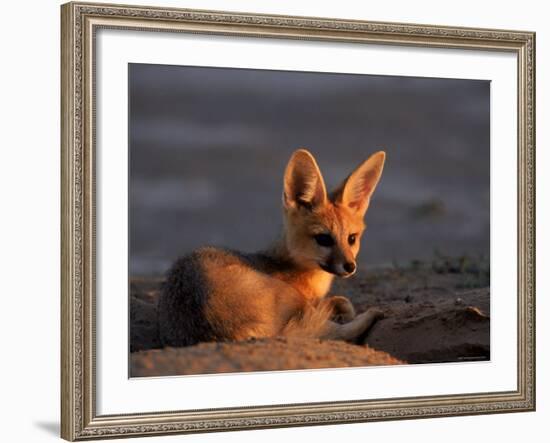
[329,295,356,324]
[365,307,385,320]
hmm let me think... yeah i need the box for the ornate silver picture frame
[61,2,535,440]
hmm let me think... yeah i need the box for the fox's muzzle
[320,260,356,278]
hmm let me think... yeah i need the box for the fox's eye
[313,233,334,247]
[348,234,357,245]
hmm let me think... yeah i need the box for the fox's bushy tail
[282,302,382,341]
[281,302,334,338]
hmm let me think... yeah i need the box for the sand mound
[131,337,403,377]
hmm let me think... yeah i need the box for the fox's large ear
[283,149,327,211]
[333,151,386,217]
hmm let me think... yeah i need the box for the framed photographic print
[61,1,536,440]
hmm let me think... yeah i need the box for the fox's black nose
[343,262,356,274]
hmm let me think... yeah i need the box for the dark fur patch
[158,252,217,347]
[238,249,296,275]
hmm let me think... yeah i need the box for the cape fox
[158,149,386,347]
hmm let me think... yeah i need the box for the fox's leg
[321,307,384,341]
[200,257,308,341]
[325,295,356,323]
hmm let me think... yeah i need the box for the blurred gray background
[129,63,490,277]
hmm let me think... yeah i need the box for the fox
[158,148,386,347]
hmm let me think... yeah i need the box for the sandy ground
[130,255,489,376]
[132,338,403,377]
